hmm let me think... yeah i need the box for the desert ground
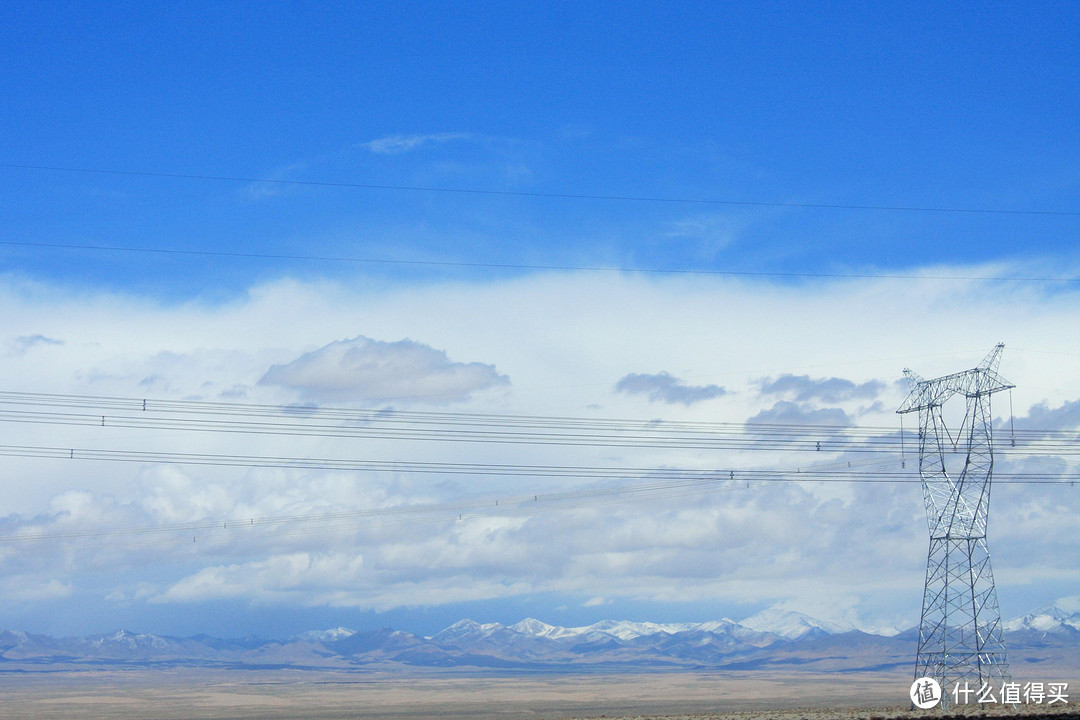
[0,668,1075,720]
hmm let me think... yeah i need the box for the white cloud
[130,481,923,620]
[4,334,63,357]
[360,132,473,154]
[2,577,73,602]
[757,374,885,403]
[1013,398,1080,430]
[1053,595,1080,613]
[662,213,746,258]
[242,160,310,199]
[156,552,366,604]
[259,335,510,403]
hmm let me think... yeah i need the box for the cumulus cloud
[259,335,509,403]
[615,372,726,406]
[360,132,473,154]
[1012,398,1080,431]
[757,374,884,403]
[747,400,852,426]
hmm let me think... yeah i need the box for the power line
[3,163,1078,217]
[2,441,1075,482]
[2,389,1075,549]
[0,406,895,451]
[1,390,1077,454]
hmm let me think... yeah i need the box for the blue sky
[0,2,1077,639]
[4,1,1078,293]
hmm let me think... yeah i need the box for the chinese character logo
[911,677,942,709]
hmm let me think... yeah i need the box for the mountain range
[1,603,1076,674]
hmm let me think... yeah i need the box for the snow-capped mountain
[89,628,171,650]
[508,617,563,638]
[574,619,698,641]
[296,626,357,642]
[429,619,506,642]
[1004,599,1080,635]
[738,608,854,639]
[430,617,775,646]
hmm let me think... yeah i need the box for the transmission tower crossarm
[980,342,1006,375]
[897,344,1014,415]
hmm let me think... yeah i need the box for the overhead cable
[2,163,1078,217]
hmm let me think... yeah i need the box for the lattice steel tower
[898,344,1012,701]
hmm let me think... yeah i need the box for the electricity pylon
[898,344,1012,705]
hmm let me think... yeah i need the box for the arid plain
[1,666,1077,720]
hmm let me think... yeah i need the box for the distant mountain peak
[582,619,678,640]
[446,618,503,632]
[87,629,171,651]
[509,617,560,637]
[739,608,854,639]
[296,626,356,642]
[429,618,505,642]
[1004,597,1080,635]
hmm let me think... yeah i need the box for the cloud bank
[0,268,1077,635]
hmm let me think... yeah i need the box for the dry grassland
[0,667,1076,720]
